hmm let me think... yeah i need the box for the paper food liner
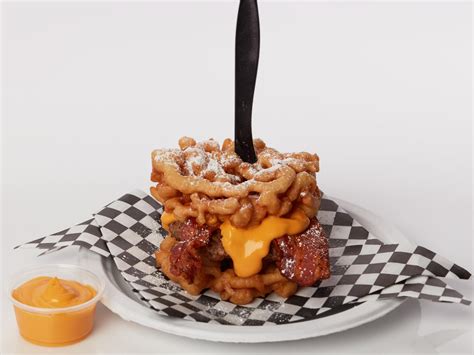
[16,190,471,326]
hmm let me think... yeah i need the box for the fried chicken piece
[156,235,220,295]
[167,218,215,282]
[273,218,330,286]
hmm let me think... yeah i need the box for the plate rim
[79,196,408,343]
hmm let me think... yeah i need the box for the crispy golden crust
[155,235,298,305]
[155,235,220,295]
[274,218,331,286]
[151,137,321,228]
[211,267,298,305]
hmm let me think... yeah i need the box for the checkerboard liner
[16,190,471,326]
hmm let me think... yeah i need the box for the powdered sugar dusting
[152,138,318,185]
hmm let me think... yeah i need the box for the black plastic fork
[234,0,260,163]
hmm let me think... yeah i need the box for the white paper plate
[79,197,410,343]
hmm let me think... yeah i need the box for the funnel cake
[151,137,330,305]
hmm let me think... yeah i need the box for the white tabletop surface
[1,1,472,354]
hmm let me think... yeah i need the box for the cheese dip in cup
[9,264,105,346]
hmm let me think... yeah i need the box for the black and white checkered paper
[16,190,471,326]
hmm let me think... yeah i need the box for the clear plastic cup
[9,264,105,347]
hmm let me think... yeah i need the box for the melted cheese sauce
[11,276,98,346]
[12,276,96,309]
[161,210,309,278]
[220,211,309,277]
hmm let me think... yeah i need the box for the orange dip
[12,276,98,346]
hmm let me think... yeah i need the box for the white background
[1,1,472,354]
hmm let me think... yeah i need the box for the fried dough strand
[156,235,298,305]
[151,137,321,228]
